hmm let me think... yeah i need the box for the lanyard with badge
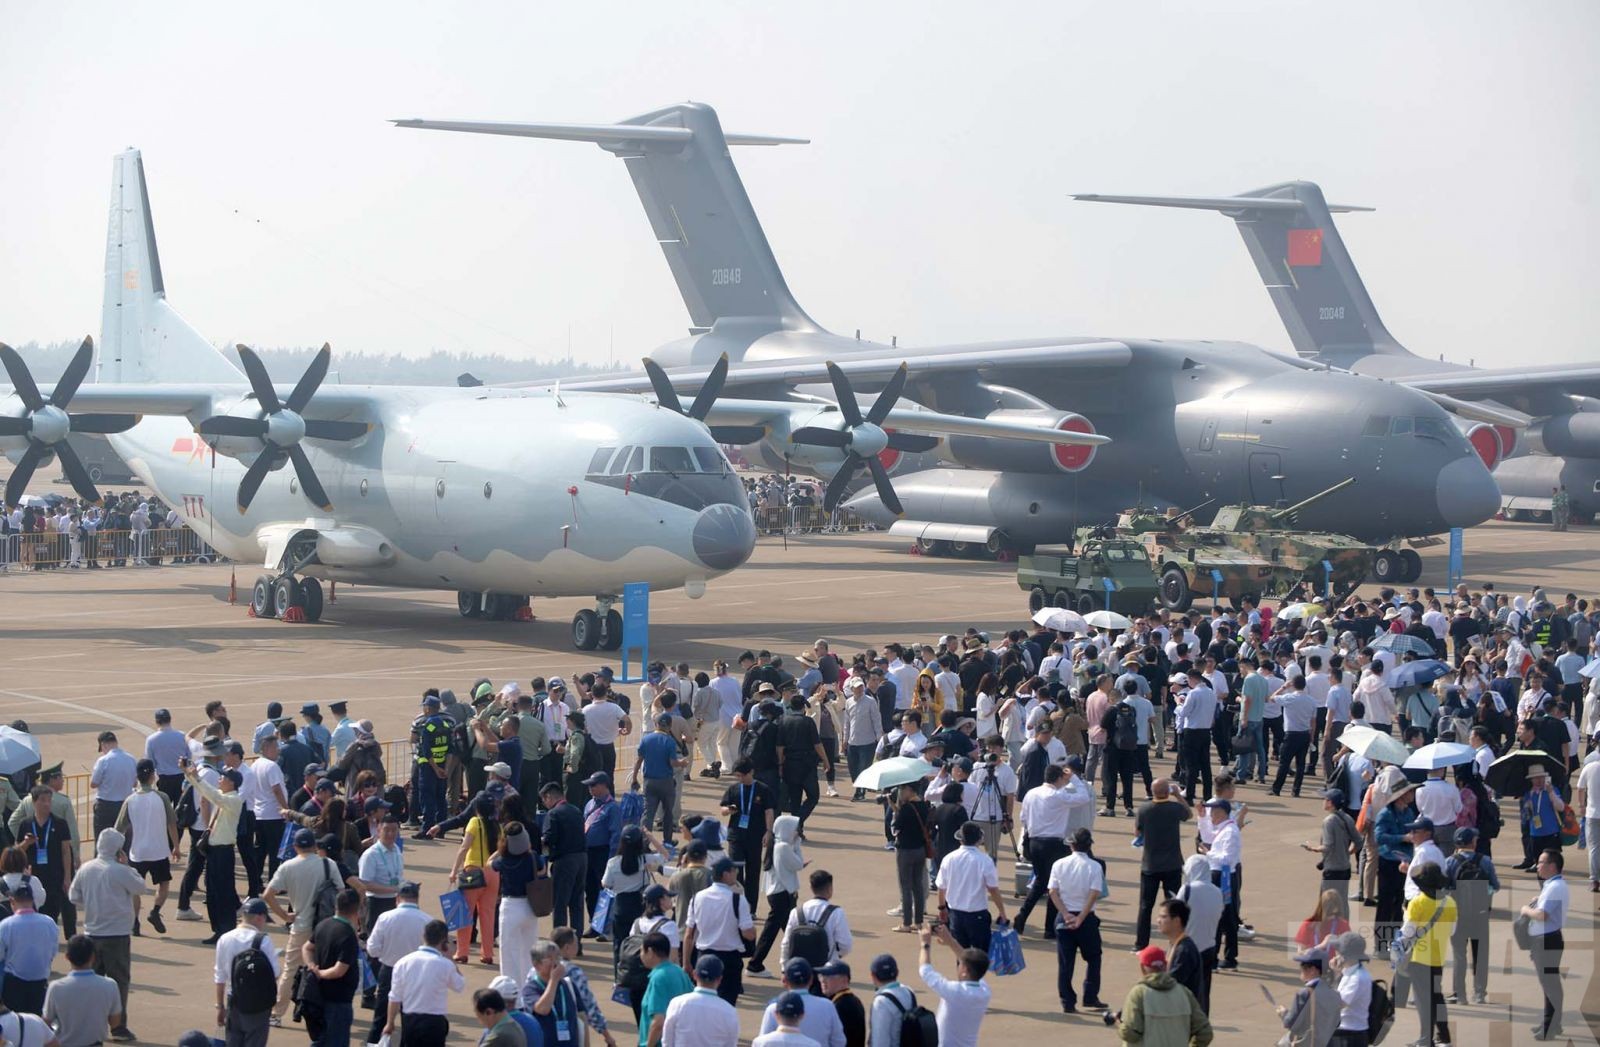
[536,976,573,1041]
[32,819,50,867]
[737,784,753,831]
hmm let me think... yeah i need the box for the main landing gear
[251,573,325,623]
[572,596,623,651]
[457,591,531,621]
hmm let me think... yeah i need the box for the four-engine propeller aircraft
[1073,181,1600,522]
[394,103,1501,569]
[3,150,1103,647]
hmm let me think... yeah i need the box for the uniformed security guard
[413,695,452,834]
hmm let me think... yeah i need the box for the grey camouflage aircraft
[1074,182,1600,522]
[396,103,1499,565]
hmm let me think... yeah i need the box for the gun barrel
[1174,498,1216,523]
[1271,477,1356,520]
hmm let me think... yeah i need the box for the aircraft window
[588,447,617,474]
[693,446,727,473]
[1412,416,1452,440]
[606,446,634,475]
[1390,417,1413,436]
[1361,415,1391,437]
[623,446,645,474]
[650,446,697,474]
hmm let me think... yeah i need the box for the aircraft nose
[693,503,757,571]
[1435,454,1500,530]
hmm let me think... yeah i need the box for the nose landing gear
[572,596,623,651]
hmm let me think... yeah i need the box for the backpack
[878,988,939,1047]
[615,916,668,999]
[1477,796,1503,840]
[309,858,341,928]
[1325,754,1349,793]
[740,720,767,762]
[786,903,837,966]
[382,784,409,823]
[1111,703,1138,752]
[174,782,198,828]
[1450,852,1489,884]
[1366,975,1395,1044]
[230,932,278,1014]
[450,717,473,759]
[575,731,602,778]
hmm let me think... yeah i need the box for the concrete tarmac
[0,520,1595,1044]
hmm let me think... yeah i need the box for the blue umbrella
[1389,659,1451,691]
[1370,632,1437,658]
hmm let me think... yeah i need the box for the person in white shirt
[383,919,465,1044]
[707,662,746,773]
[113,759,178,935]
[886,649,919,713]
[781,870,852,965]
[363,881,433,1044]
[632,883,681,953]
[1328,931,1374,1044]
[916,922,991,1047]
[1400,819,1445,902]
[897,712,928,758]
[1519,849,1570,1039]
[1576,754,1600,892]
[662,953,740,1047]
[966,739,1018,860]
[1046,840,1106,1013]
[581,691,631,779]
[1013,765,1092,938]
[212,898,280,1047]
[1201,799,1242,970]
[246,736,289,890]
[683,860,757,1005]
[934,825,1006,955]
[933,663,962,716]
[1412,771,1463,849]
[1354,663,1397,733]
[90,732,139,838]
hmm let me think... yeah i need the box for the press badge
[555,1019,572,1041]
[738,812,750,830]
[35,846,46,865]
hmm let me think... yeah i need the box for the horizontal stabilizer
[1073,193,1373,213]
[392,118,808,147]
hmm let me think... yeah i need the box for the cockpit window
[588,447,617,474]
[1412,416,1453,440]
[1390,417,1413,436]
[1361,415,1390,437]
[693,446,728,474]
[650,446,697,474]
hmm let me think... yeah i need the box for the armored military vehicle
[1204,479,1387,596]
[1018,534,1161,616]
[1113,502,1299,612]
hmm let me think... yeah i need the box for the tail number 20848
[710,267,742,285]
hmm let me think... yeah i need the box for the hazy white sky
[3,2,1596,370]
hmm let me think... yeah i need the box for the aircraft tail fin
[1074,181,1413,361]
[394,103,818,337]
[100,149,241,384]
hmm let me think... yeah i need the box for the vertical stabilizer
[1074,181,1411,362]
[394,103,817,336]
[100,150,241,384]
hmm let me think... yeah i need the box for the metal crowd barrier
[0,526,224,570]
[753,504,876,535]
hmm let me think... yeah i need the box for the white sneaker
[1239,925,1257,940]
[886,905,902,916]
[825,787,839,798]
[175,908,203,922]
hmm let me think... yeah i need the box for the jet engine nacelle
[1529,412,1600,459]
[1453,418,1504,470]
[943,409,1098,474]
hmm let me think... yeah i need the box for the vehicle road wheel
[272,576,302,618]
[1027,587,1048,614]
[1504,508,1528,522]
[599,609,624,650]
[916,537,947,557]
[1372,549,1401,583]
[300,578,324,623]
[572,609,600,650]
[458,591,482,618]
[252,575,276,618]
[1053,590,1073,609]
[1159,567,1191,611]
[1398,549,1422,583]
[1073,593,1094,615]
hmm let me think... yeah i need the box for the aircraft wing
[703,397,1110,447]
[529,340,1133,395]
[1395,364,1600,403]
[42,384,379,420]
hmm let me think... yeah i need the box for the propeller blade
[822,454,863,514]
[708,424,767,445]
[866,454,904,516]
[865,362,908,426]
[885,432,939,453]
[49,337,94,408]
[4,441,48,508]
[641,358,685,416]
[197,416,270,438]
[53,440,102,503]
[824,362,863,428]
[236,448,281,513]
[285,343,331,414]
[69,414,140,435]
[287,444,333,510]
[0,344,45,412]
[235,345,281,414]
[790,426,852,448]
[303,419,371,441]
[686,353,729,421]
[0,417,31,437]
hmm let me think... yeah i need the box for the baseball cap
[317,833,341,853]
[643,884,674,905]
[711,857,737,878]
[757,682,777,695]
[1319,788,1345,807]
[363,796,392,814]
[293,828,316,849]
[1293,946,1328,968]
[315,778,336,794]
[782,957,814,985]
[870,954,898,981]
[300,702,320,715]
[583,771,612,787]
[1203,798,1231,814]
[774,990,807,1019]
[241,898,270,916]
[816,960,851,978]
[1136,945,1168,970]
[221,769,244,789]
[694,954,725,981]
[421,695,441,709]
[304,764,327,778]
[486,762,512,779]
[1408,816,1436,833]
[1453,827,1479,846]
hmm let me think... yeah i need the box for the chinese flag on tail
[1286,228,1323,267]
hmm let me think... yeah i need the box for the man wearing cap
[1400,817,1446,904]
[414,694,453,834]
[253,703,285,755]
[1444,827,1498,1005]
[753,990,813,1047]
[185,758,246,939]
[67,829,147,1041]
[364,882,433,1045]
[684,858,756,1006]
[144,709,189,804]
[213,898,280,1047]
[632,714,689,841]
[816,960,864,1047]
[578,771,623,928]
[662,953,739,1046]
[113,758,178,934]
[266,826,337,1022]
[299,703,332,764]
[383,918,464,1047]
[757,958,846,1047]
[866,954,915,1047]
[1115,944,1210,1046]
[90,731,138,838]
[0,882,59,1014]
[327,702,356,764]
[1276,946,1338,1047]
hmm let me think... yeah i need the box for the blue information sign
[619,582,649,682]
[1447,529,1464,590]
[1101,575,1115,610]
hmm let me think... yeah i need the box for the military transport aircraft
[394,103,1501,575]
[1073,182,1600,523]
[2,150,1103,649]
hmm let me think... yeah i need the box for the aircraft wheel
[1052,590,1073,609]
[252,575,276,618]
[948,540,974,558]
[1027,587,1048,614]
[272,576,302,618]
[1398,549,1422,583]
[301,578,325,623]
[916,537,947,557]
[1532,509,1552,523]
[1159,567,1191,612]
[572,609,601,650]
[1372,549,1402,584]
[1076,593,1096,615]
[458,591,482,618]
[983,534,1006,558]
[599,609,624,650]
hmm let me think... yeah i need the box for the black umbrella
[1483,749,1565,798]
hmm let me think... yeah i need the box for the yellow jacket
[1404,893,1456,967]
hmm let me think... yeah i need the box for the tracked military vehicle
[1116,502,1299,612]
[1204,479,1385,596]
[1018,533,1160,616]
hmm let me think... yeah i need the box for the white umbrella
[1083,609,1133,630]
[851,757,937,792]
[1335,724,1410,766]
[1280,602,1325,621]
[1032,607,1089,633]
[0,726,41,775]
[1580,656,1600,680]
[1402,741,1476,771]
